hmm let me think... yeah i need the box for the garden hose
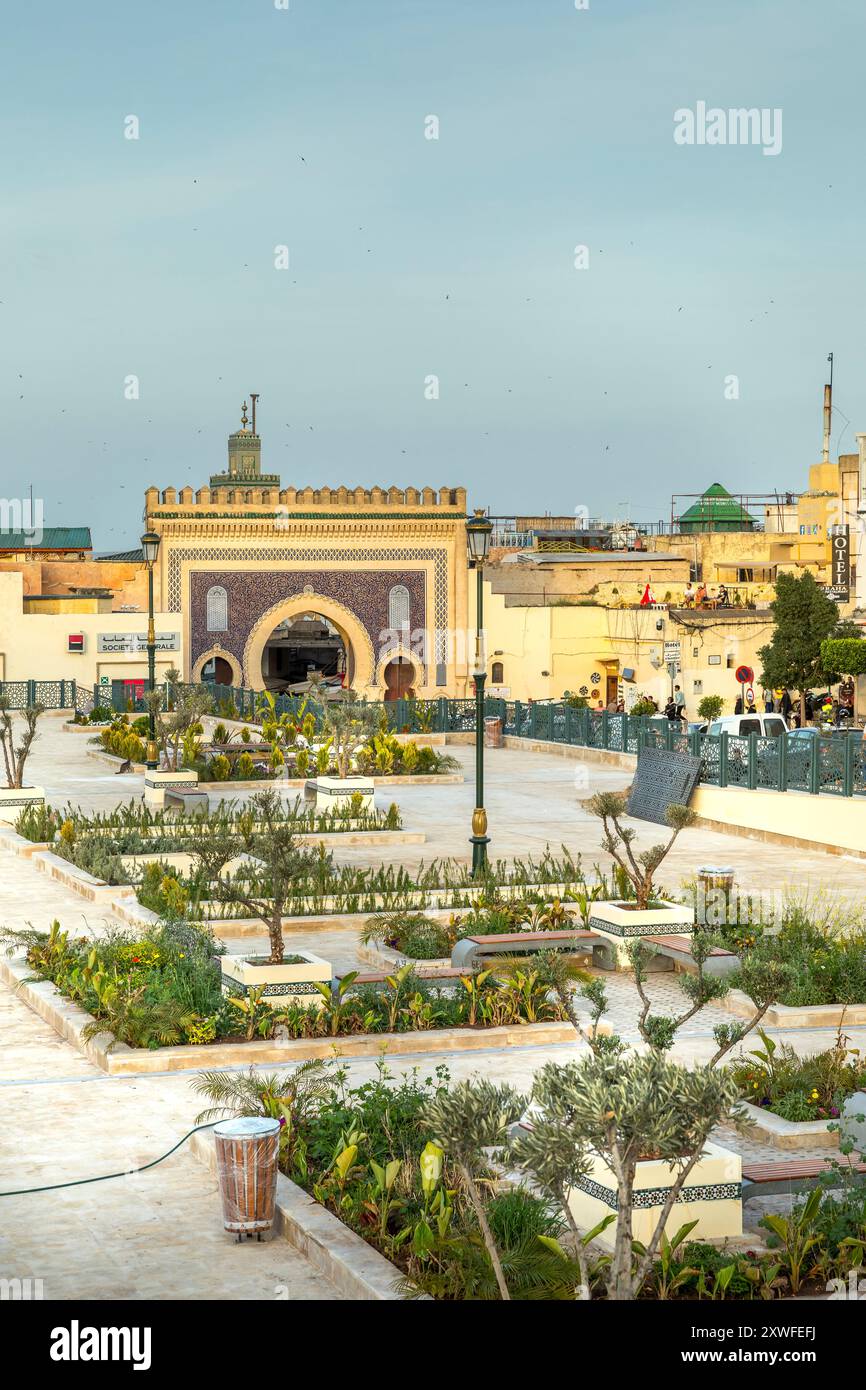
[0,1120,220,1197]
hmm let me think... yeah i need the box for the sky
[1,0,864,550]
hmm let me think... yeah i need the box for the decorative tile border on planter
[188,1130,407,1301]
[739,1101,838,1151]
[0,785,45,824]
[144,768,200,808]
[720,990,866,1029]
[567,1141,742,1249]
[588,900,694,969]
[315,775,375,813]
[0,954,582,1075]
[220,950,332,1006]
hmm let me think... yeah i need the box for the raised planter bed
[220,949,332,1006]
[738,1100,838,1151]
[86,749,146,773]
[0,956,581,1075]
[0,785,46,824]
[585,899,695,969]
[568,1140,742,1248]
[315,775,375,813]
[720,990,866,1029]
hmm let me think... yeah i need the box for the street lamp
[466,508,493,874]
[140,530,161,770]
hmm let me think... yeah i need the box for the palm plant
[192,1059,332,1124]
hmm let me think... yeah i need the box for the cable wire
[0,1121,220,1198]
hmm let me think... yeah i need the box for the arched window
[388,583,410,634]
[491,661,504,684]
[206,584,228,633]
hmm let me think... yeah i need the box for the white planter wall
[219,950,332,1009]
[315,775,374,813]
[568,1141,742,1249]
[0,786,45,824]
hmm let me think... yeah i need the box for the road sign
[735,665,754,685]
[663,640,681,664]
[745,686,755,705]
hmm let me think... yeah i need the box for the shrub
[236,752,255,780]
[209,754,231,782]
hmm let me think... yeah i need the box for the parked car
[706,714,788,739]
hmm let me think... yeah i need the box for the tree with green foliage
[820,636,866,679]
[0,697,44,789]
[696,694,724,722]
[189,789,328,963]
[585,791,696,910]
[757,572,841,726]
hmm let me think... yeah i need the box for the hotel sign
[829,525,850,602]
[97,632,180,654]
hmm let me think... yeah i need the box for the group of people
[735,682,856,728]
[682,582,730,609]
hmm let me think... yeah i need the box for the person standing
[764,690,774,713]
[780,688,792,723]
[674,684,686,721]
[734,692,744,715]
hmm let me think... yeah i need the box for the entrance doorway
[606,673,619,706]
[202,656,234,685]
[383,657,416,701]
[261,612,348,691]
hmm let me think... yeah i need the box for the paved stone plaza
[2,713,864,1299]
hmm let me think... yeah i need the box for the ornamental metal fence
[3,679,865,798]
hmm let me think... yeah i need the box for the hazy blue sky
[2,0,864,549]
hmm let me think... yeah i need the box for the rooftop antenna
[250,393,259,436]
[822,353,833,463]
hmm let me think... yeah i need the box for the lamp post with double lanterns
[466,509,493,874]
[140,531,161,770]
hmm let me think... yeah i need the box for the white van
[706,714,788,738]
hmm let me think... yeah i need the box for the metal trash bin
[213,1117,281,1240]
[696,864,735,894]
[483,716,503,748]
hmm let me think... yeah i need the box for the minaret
[209,397,280,489]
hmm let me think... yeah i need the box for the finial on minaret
[241,400,249,430]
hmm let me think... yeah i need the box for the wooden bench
[643,934,739,978]
[451,929,594,972]
[741,1156,866,1198]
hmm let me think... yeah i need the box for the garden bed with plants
[185,1051,866,1301]
[717,904,866,1026]
[1,918,574,1064]
[730,1027,866,1130]
[357,899,583,968]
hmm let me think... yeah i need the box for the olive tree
[189,789,328,964]
[0,697,44,789]
[585,790,696,909]
[147,671,213,771]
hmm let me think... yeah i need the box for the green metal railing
[3,680,864,798]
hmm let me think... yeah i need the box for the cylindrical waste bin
[483,716,503,748]
[213,1117,281,1239]
[696,864,735,894]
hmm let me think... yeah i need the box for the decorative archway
[243,593,377,693]
[192,645,243,687]
[375,644,424,700]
